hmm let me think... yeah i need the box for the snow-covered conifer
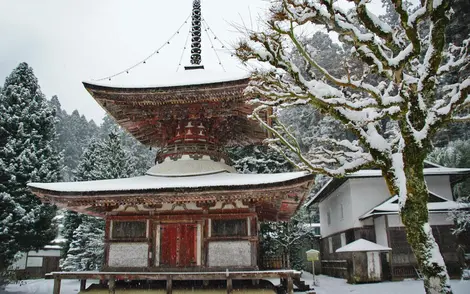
[0,63,61,277]
[61,131,137,270]
[60,216,104,271]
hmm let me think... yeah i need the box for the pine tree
[61,132,136,271]
[228,145,292,174]
[0,63,61,278]
[99,115,154,176]
[60,216,104,271]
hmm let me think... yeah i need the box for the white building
[306,161,470,280]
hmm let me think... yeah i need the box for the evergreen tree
[228,145,292,174]
[61,140,102,257]
[61,132,136,271]
[0,63,61,279]
[60,216,104,271]
[99,115,154,175]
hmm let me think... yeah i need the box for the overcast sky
[0,0,384,123]
[0,0,274,123]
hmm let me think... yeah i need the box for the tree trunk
[392,151,453,294]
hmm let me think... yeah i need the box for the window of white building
[340,233,346,247]
[328,237,333,254]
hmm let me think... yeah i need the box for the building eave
[29,173,315,221]
[306,167,470,207]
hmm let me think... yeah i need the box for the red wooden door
[160,223,197,267]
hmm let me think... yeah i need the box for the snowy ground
[271,272,470,294]
[1,274,469,294]
[0,279,97,294]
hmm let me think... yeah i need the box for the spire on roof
[186,0,204,70]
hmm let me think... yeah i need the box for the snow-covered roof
[43,245,62,250]
[359,193,469,220]
[85,70,249,89]
[146,157,236,176]
[336,239,391,253]
[28,171,311,194]
[345,167,470,178]
[306,164,470,206]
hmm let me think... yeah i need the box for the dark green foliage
[61,131,140,271]
[259,207,318,270]
[228,145,318,270]
[0,63,61,281]
[228,145,292,174]
[49,97,99,181]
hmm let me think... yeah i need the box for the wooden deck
[45,270,301,294]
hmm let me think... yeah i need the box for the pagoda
[28,1,315,293]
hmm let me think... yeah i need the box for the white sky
[0,0,384,123]
[0,0,272,123]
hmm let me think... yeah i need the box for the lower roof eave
[359,209,460,220]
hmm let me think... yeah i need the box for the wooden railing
[321,259,348,278]
[46,269,301,294]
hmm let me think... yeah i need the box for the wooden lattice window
[212,219,247,237]
[112,221,147,239]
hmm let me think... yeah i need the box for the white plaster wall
[426,175,453,200]
[350,178,390,222]
[207,241,251,267]
[108,243,148,267]
[374,216,388,247]
[319,174,454,237]
[387,213,453,227]
[319,181,352,237]
[26,257,43,267]
[28,249,61,257]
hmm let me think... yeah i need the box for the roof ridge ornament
[185,0,204,70]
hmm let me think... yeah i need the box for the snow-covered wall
[350,178,390,222]
[374,216,388,247]
[426,175,453,200]
[319,181,352,237]
[319,174,453,237]
[108,243,148,267]
[207,241,251,267]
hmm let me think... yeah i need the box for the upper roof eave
[82,76,250,93]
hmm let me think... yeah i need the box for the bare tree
[236,0,469,293]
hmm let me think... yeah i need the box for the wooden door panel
[179,224,197,267]
[159,223,197,267]
[160,225,178,266]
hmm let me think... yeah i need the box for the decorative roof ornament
[186,0,204,70]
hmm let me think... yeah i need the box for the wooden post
[108,278,116,294]
[166,275,173,294]
[312,260,316,286]
[226,278,233,294]
[80,279,87,291]
[287,275,293,294]
[53,277,61,294]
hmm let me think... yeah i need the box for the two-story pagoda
[27,1,315,293]
[30,75,314,272]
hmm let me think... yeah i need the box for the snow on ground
[0,279,97,294]
[1,274,469,294]
[294,272,470,294]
